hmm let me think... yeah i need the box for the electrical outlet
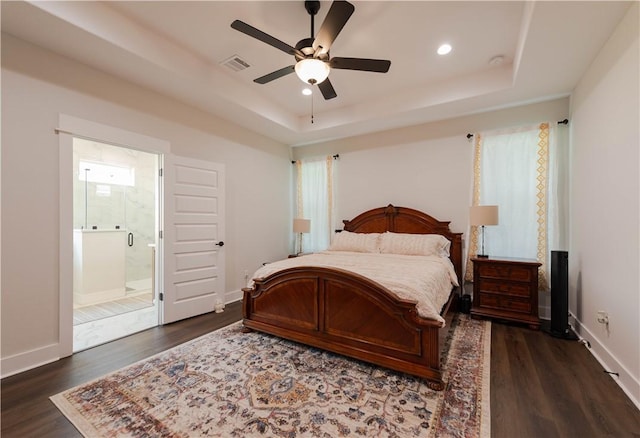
[596,311,609,325]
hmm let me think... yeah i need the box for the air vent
[220,55,251,72]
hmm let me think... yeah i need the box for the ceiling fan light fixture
[231,0,389,100]
[437,43,452,55]
[295,58,330,84]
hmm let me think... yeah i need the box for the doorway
[57,115,225,357]
[72,138,160,351]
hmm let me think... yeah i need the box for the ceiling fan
[231,0,391,100]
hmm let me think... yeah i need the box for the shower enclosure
[72,138,159,329]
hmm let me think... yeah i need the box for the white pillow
[379,232,451,257]
[328,231,381,253]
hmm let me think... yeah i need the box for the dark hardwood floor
[2,302,639,437]
[491,321,640,437]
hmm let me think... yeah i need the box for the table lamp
[293,218,311,255]
[470,205,499,258]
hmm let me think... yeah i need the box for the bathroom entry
[72,138,160,351]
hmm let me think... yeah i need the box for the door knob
[215,241,225,247]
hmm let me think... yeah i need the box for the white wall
[336,136,472,233]
[1,35,292,376]
[569,3,639,406]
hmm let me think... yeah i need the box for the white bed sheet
[250,251,459,326]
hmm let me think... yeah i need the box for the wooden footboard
[242,266,455,390]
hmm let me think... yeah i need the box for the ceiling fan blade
[330,57,391,73]
[312,1,355,55]
[317,78,337,100]
[231,20,303,57]
[254,65,296,84]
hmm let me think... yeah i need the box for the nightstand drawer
[477,293,531,314]
[478,278,530,297]
[476,264,532,282]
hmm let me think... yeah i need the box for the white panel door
[163,155,225,323]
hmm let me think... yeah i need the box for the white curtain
[467,122,569,290]
[480,125,541,259]
[296,156,335,253]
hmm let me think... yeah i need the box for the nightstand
[471,256,541,329]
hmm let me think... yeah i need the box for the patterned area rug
[51,314,491,437]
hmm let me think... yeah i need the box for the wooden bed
[241,204,463,390]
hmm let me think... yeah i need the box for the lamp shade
[293,218,311,233]
[470,205,499,226]
[295,59,330,84]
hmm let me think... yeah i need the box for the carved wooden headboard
[342,204,463,286]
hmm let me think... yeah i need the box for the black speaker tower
[549,250,577,339]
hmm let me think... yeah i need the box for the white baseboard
[225,289,243,304]
[538,304,550,320]
[1,343,60,379]
[570,313,640,410]
[3,294,244,379]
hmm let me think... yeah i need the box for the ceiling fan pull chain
[311,90,315,124]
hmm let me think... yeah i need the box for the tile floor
[73,279,158,352]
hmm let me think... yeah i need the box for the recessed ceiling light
[437,44,452,55]
[302,88,312,96]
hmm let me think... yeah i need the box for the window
[467,122,569,289]
[295,156,336,253]
[78,160,135,186]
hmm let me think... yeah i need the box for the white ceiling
[1,1,632,146]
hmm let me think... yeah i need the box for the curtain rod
[466,119,569,138]
[291,154,340,164]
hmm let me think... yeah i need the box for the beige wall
[1,35,292,375]
[569,3,639,406]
